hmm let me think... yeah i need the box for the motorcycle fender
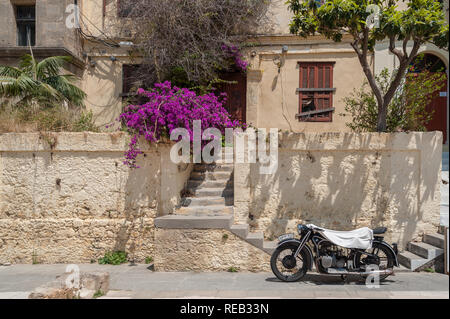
[276,239,314,270]
[373,240,399,267]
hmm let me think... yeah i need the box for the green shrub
[227,266,238,273]
[145,256,153,264]
[0,103,98,133]
[341,68,446,133]
[93,290,105,298]
[98,251,128,265]
[73,111,99,132]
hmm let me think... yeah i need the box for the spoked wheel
[270,242,309,282]
[354,242,395,281]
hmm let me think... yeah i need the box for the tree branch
[351,29,383,111]
[383,40,421,107]
[389,35,404,61]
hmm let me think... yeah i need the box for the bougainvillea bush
[119,81,241,168]
[221,44,249,72]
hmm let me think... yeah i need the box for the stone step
[194,164,234,173]
[230,224,249,239]
[176,205,234,215]
[155,214,233,229]
[423,233,445,249]
[398,251,429,271]
[407,241,444,259]
[191,171,233,181]
[263,241,278,254]
[186,187,233,197]
[246,232,264,248]
[188,179,233,189]
[181,196,233,207]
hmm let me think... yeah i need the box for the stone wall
[234,132,443,249]
[0,132,443,266]
[0,133,191,264]
[154,229,271,272]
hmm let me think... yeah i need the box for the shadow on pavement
[265,273,396,286]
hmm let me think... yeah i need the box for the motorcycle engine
[318,241,348,269]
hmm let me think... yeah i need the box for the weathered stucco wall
[0,133,191,264]
[154,229,271,272]
[234,132,442,248]
[245,44,368,132]
[0,132,443,266]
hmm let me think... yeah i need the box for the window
[122,64,141,96]
[296,62,335,122]
[16,5,36,46]
[117,0,132,18]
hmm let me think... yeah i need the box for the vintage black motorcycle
[270,224,399,282]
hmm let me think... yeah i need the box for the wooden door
[425,76,448,144]
[218,72,247,124]
[411,53,448,144]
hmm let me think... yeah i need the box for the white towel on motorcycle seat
[306,224,374,250]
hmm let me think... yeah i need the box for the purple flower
[221,44,249,72]
[119,82,244,168]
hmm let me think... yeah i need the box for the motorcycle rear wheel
[270,242,309,282]
[354,242,395,281]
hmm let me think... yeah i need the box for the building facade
[0,0,448,142]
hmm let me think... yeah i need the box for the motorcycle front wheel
[270,242,309,282]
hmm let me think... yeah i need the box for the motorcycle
[270,224,399,282]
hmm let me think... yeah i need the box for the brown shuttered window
[297,62,335,122]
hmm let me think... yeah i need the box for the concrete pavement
[0,264,448,299]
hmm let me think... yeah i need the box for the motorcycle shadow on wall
[269,224,399,284]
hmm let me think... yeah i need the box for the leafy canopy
[342,67,447,132]
[288,0,448,51]
[287,0,448,132]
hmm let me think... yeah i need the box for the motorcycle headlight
[297,224,308,234]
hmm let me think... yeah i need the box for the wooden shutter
[297,62,335,122]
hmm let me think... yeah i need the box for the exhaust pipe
[360,268,394,276]
[325,268,395,276]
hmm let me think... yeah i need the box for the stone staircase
[176,163,234,215]
[398,232,445,271]
[229,224,278,254]
[157,162,277,255]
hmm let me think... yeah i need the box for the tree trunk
[350,35,385,132]
[376,102,388,132]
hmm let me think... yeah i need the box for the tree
[342,67,447,132]
[116,0,271,88]
[0,54,86,108]
[287,0,448,132]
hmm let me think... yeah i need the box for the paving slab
[0,264,448,299]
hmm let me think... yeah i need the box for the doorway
[217,72,247,125]
[411,53,448,144]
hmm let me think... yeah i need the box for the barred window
[296,62,335,122]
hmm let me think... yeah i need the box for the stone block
[28,271,110,299]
